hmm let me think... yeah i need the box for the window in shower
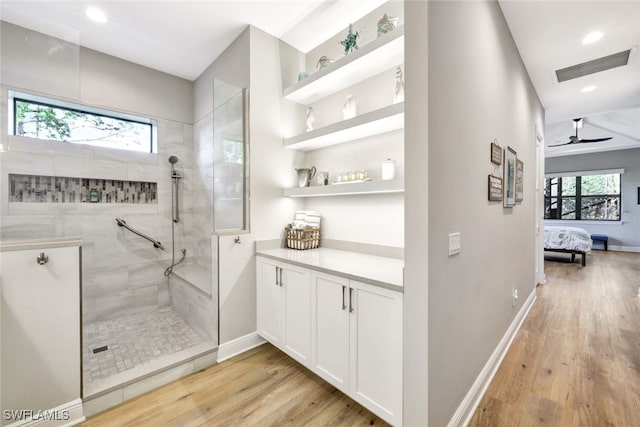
[9,91,155,153]
[213,79,249,232]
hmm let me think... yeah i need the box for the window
[10,92,154,153]
[544,173,621,221]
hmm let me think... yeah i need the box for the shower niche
[213,79,249,233]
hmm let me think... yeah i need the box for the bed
[544,226,593,266]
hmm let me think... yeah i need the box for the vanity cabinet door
[311,271,350,394]
[349,280,403,426]
[256,257,284,346]
[282,265,311,364]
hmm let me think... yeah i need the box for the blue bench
[591,234,608,251]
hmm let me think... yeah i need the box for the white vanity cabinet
[256,256,312,364]
[257,257,285,346]
[256,252,403,426]
[311,272,350,393]
[347,279,403,426]
[311,272,403,426]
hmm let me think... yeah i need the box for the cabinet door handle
[275,267,280,286]
[342,285,346,310]
[349,287,354,313]
[279,267,284,287]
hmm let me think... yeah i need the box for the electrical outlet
[512,288,518,307]
[448,232,461,256]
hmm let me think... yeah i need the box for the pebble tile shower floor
[83,307,204,385]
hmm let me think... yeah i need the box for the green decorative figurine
[340,24,359,55]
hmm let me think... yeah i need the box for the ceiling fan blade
[549,141,574,147]
[577,137,613,143]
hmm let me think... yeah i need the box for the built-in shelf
[283,179,403,198]
[283,26,405,105]
[284,103,404,151]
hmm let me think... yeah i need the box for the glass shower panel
[213,79,249,233]
[213,79,249,232]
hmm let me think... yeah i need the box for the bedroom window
[9,91,154,153]
[544,173,621,221]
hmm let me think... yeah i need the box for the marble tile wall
[192,112,214,271]
[9,174,157,203]
[169,272,218,343]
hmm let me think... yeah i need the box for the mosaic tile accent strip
[83,307,204,385]
[9,174,157,203]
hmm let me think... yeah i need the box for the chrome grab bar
[115,218,165,250]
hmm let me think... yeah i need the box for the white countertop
[256,247,403,292]
[0,236,82,252]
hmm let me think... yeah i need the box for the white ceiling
[0,0,386,81]
[499,0,640,156]
[1,1,638,157]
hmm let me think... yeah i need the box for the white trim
[544,219,623,226]
[447,289,537,427]
[545,168,624,178]
[217,332,266,363]
[6,398,84,427]
[609,245,640,253]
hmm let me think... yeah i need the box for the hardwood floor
[82,251,639,426]
[470,250,640,426]
[82,343,387,427]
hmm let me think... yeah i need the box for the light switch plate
[448,232,461,256]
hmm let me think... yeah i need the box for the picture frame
[488,175,503,201]
[515,159,524,202]
[503,146,517,207]
[490,142,502,165]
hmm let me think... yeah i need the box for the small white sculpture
[393,66,405,104]
[306,107,316,132]
[342,95,356,120]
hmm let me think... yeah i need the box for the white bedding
[544,226,592,253]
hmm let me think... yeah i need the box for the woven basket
[285,226,320,250]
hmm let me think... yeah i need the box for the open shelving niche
[284,102,404,151]
[283,26,405,104]
[282,25,405,198]
[283,179,403,198]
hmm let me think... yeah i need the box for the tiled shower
[0,114,218,398]
[0,20,225,410]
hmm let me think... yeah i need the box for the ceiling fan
[549,118,613,147]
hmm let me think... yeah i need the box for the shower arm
[115,218,165,250]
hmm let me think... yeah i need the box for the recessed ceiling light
[86,6,108,23]
[581,85,597,93]
[582,31,603,45]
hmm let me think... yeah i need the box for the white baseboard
[608,245,640,253]
[6,398,84,427]
[447,289,537,427]
[217,332,266,363]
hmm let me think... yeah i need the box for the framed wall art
[490,142,502,165]
[503,147,517,207]
[515,159,524,202]
[488,175,503,201]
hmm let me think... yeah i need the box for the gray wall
[0,21,195,321]
[405,1,545,425]
[546,148,640,250]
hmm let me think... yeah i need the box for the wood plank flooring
[82,343,387,427]
[470,250,640,426]
[83,250,639,426]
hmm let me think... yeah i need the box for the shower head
[168,155,179,165]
